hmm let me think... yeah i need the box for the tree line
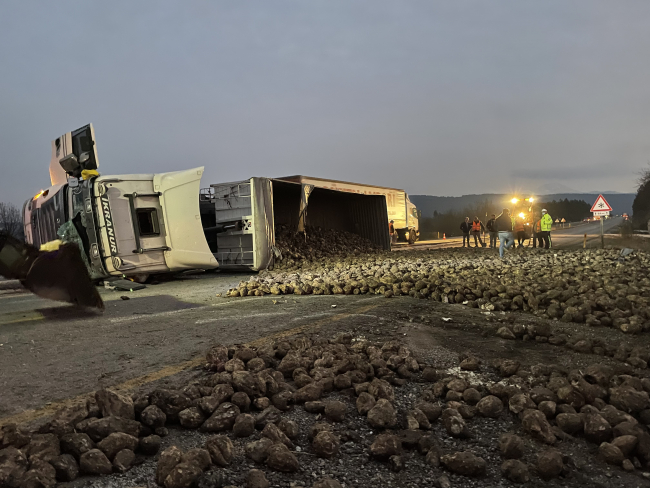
[0,202,24,240]
[536,199,591,223]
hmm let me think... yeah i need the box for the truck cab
[404,195,420,244]
[24,124,217,279]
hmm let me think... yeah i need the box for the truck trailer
[20,124,398,284]
[277,175,419,244]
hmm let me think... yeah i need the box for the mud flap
[0,233,104,309]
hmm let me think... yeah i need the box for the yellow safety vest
[540,214,553,231]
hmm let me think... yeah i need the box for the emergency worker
[486,214,498,248]
[540,209,553,249]
[471,217,485,248]
[514,218,526,248]
[533,218,542,248]
[460,217,472,247]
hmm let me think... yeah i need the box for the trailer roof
[277,175,405,193]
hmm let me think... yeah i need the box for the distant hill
[410,193,635,217]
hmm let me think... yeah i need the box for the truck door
[50,123,100,186]
[207,177,275,270]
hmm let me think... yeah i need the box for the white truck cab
[24,125,217,279]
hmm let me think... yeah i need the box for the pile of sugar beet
[272,226,380,266]
[2,331,650,488]
[228,244,650,334]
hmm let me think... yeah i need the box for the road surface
[549,217,623,248]
[0,272,385,422]
[1,237,649,488]
[0,217,625,424]
[394,217,623,251]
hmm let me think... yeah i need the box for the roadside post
[590,195,612,250]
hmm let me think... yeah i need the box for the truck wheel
[408,232,416,245]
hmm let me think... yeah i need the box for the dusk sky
[1,1,650,206]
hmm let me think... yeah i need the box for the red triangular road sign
[590,194,612,212]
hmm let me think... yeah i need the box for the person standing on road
[514,218,525,248]
[486,214,498,248]
[471,217,486,248]
[540,209,553,249]
[495,208,515,258]
[389,220,397,244]
[533,217,542,248]
[460,217,472,247]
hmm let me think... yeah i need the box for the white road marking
[109,307,209,323]
[195,311,290,324]
[107,300,245,324]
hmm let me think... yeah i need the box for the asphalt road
[2,246,649,488]
[0,272,386,424]
[394,217,623,251]
[550,216,623,248]
[0,217,625,425]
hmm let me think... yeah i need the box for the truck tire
[408,231,417,245]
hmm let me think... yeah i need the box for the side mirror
[59,153,80,175]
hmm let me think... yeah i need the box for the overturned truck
[201,178,391,270]
[21,124,393,283]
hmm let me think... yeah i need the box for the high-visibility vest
[540,214,553,231]
[535,220,541,232]
[471,221,481,232]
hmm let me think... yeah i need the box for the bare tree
[639,164,650,188]
[0,202,23,239]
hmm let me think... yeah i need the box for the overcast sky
[1,1,650,206]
